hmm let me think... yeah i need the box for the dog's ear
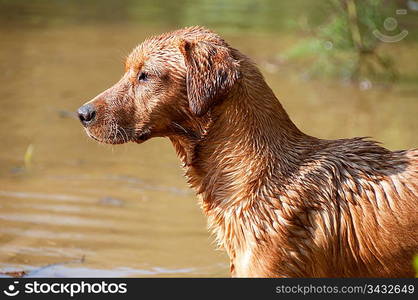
[179,40,240,117]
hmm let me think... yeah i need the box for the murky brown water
[0,1,417,277]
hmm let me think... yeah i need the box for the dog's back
[258,138,418,277]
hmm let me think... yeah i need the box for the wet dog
[78,26,418,277]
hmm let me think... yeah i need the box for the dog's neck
[169,64,314,270]
[170,64,309,201]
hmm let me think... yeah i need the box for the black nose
[77,104,96,126]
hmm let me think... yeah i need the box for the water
[0,0,417,277]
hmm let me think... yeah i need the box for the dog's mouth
[84,126,152,145]
[133,128,152,144]
[84,127,131,145]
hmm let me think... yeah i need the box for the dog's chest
[232,247,255,276]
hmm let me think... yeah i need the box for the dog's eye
[138,72,148,82]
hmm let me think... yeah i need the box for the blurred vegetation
[0,0,323,33]
[285,0,403,82]
[414,255,418,277]
[1,0,416,83]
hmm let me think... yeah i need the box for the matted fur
[79,26,418,277]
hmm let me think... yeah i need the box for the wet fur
[80,26,418,277]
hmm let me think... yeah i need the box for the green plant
[286,0,398,82]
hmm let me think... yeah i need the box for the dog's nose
[77,104,96,126]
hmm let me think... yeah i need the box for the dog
[78,26,418,277]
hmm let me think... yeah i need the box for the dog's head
[77,26,240,144]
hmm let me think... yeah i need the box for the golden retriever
[78,26,418,277]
